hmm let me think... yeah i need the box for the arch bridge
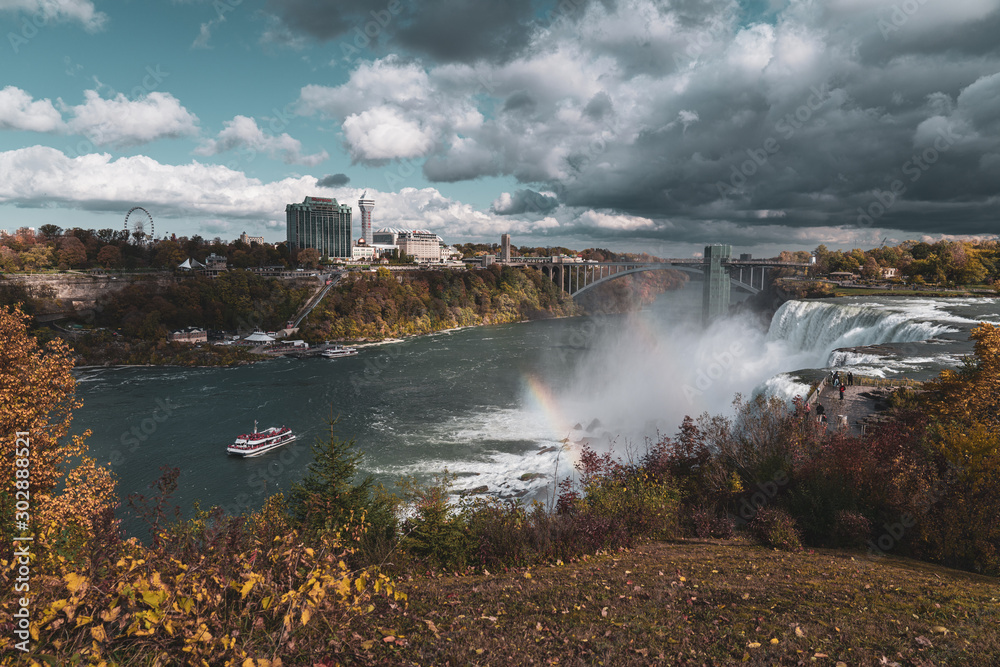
[507,247,810,324]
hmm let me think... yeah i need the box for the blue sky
[1,0,999,257]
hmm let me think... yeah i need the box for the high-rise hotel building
[286,196,353,258]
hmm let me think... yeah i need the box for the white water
[536,296,990,458]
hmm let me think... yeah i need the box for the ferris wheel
[124,206,154,243]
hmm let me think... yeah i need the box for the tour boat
[227,421,296,457]
[322,345,358,359]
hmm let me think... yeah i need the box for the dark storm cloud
[283,0,1000,242]
[503,91,537,113]
[317,173,351,187]
[491,189,560,215]
[268,0,537,63]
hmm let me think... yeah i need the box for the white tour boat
[227,421,296,457]
[322,344,358,359]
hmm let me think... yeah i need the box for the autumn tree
[0,305,117,544]
[96,243,121,268]
[297,247,321,269]
[57,236,88,269]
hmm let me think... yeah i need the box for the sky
[0,0,998,257]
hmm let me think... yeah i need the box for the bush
[398,472,470,571]
[831,510,872,549]
[465,497,534,569]
[689,506,736,539]
[749,507,801,551]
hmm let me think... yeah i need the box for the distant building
[286,196,353,258]
[398,230,443,263]
[177,257,205,271]
[239,231,264,246]
[168,327,207,343]
[358,193,375,245]
[500,234,512,262]
[205,254,227,270]
[373,227,444,263]
[352,242,377,261]
[881,267,899,279]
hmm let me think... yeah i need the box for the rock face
[5,273,179,316]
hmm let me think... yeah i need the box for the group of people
[831,370,854,401]
[830,370,854,388]
[806,401,828,423]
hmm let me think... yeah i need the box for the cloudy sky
[1,0,998,256]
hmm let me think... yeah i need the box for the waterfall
[766,300,954,366]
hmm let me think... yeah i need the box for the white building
[373,228,443,263]
[352,244,377,261]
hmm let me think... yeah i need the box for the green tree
[39,224,62,239]
[288,420,374,532]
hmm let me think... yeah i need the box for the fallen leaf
[795,626,805,637]
[915,635,933,648]
[930,626,949,635]
[748,642,761,648]
[383,636,395,643]
[601,607,608,617]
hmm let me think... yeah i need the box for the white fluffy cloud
[296,55,483,163]
[195,115,328,166]
[0,87,64,132]
[64,91,200,148]
[0,0,107,31]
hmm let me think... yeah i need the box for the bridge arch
[563,264,761,298]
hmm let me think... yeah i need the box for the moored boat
[322,344,358,359]
[227,420,296,457]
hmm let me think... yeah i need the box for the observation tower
[358,192,375,245]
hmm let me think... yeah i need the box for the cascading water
[765,300,954,365]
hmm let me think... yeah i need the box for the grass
[345,539,1000,666]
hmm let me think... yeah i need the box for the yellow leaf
[240,579,255,600]
[64,572,88,595]
[748,642,761,648]
[243,659,256,667]
[90,625,106,642]
[301,607,312,626]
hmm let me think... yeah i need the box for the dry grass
[343,539,1000,666]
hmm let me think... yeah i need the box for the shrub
[398,472,470,571]
[689,505,735,539]
[831,510,872,549]
[749,507,801,551]
[465,497,534,569]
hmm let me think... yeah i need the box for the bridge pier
[702,245,731,325]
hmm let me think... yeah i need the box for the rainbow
[523,374,572,443]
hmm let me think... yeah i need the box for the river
[74,283,1000,533]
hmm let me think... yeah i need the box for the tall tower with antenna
[358,192,375,245]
